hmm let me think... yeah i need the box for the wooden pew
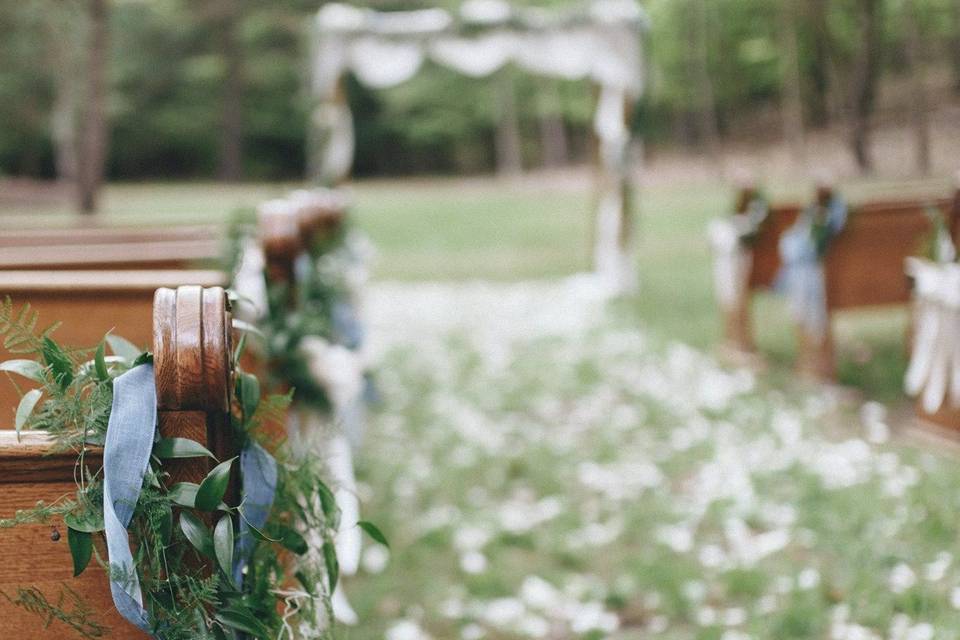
[0,270,227,423]
[0,225,219,247]
[719,185,802,355]
[0,284,234,639]
[0,239,222,271]
[722,183,960,380]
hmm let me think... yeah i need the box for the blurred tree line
[1,0,959,209]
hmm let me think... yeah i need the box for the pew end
[0,284,235,638]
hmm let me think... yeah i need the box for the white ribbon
[905,258,960,413]
[707,217,752,311]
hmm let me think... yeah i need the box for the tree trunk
[780,0,806,167]
[849,0,882,173]
[806,0,832,127]
[217,0,243,182]
[76,0,109,214]
[495,71,523,176]
[537,81,568,168]
[691,0,720,162]
[904,0,931,175]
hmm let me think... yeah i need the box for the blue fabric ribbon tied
[102,363,157,633]
[776,196,848,338]
[103,363,278,635]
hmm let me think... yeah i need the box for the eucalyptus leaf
[94,340,110,382]
[323,540,339,594]
[214,515,235,587]
[316,481,340,530]
[236,373,260,424]
[357,520,390,548]
[278,525,308,555]
[231,319,264,338]
[64,508,105,533]
[154,437,216,460]
[0,359,44,382]
[168,482,199,508]
[195,458,236,511]
[14,389,42,436]
[179,512,214,558]
[215,608,271,637]
[67,528,92,577]
[105,334,141,363]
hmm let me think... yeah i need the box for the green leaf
[132,352,153,367]
[168,482,199,508]
[237,507,278,542]
[0,359,44,382]
[277,525,308,555]
[214,515,235,587]
[294,570,316,597]
[195,458,236,511]
[179,512,214,558]
[357,521,390,548]
[94,340,110,382]
[106,334,141,363]
[323,540,339,594]
[67,528,92,577]
[215,607,271,637]
[14,389,42,436]
[236,372,260,424]
[41,337,73,390]
[64,508,105,534]
[231,319,264,338]
[317,480,340,530]
[153,437,216,460]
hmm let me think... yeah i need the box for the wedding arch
[308,0,648,293]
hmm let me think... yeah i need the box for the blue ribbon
[233,441,277,586]
[332,299,364,350]
[104,363,279,636]
[102,363,156,633]
[776,196,848,336]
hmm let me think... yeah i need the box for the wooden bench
[0,270,227,424]
[0,225,219,247]
[0,284,235,639]
[721,184,960,380]
[0,239,222,271]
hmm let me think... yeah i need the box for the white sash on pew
[707,216,752,312]
[905,258,960,414]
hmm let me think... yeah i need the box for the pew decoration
[707,188,769,315]
[231,188,375,624]
[776,190,848,341]
[905,211,960,416]
[0,299,355,639]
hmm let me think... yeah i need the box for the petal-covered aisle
[347,278,960,640]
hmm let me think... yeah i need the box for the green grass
[0,173,945,402]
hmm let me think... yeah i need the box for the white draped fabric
[309,0,646,293]
[707,217,752,312]
[905,258,960,414]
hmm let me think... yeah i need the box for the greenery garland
[0,298,385,639]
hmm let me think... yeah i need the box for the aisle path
[348,277,960,640]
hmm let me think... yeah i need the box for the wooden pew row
[0,285,234,639]
[0,270,227,422]
[0,224,219,247]
[724,184,960,380]
[0,238,222,270]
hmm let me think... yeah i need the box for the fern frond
[0,297,48,354]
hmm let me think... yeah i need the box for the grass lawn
[0,172,944,402]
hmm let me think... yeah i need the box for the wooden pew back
[0,284,234,639]
[825,199,954,309]
[0,270,227,424]
[747,204,802,289]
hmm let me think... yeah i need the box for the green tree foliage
[1,0,959,180]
